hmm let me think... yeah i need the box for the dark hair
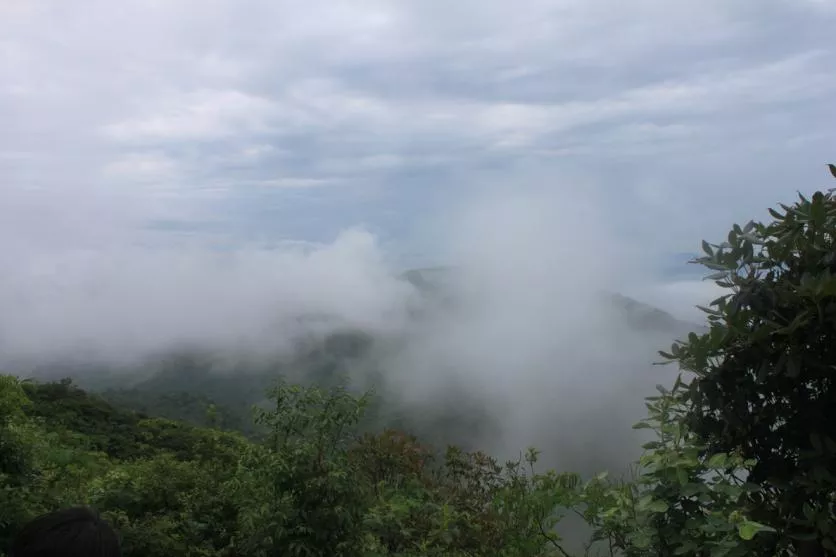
[9,507,121,557]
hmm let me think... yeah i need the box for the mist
[374,188,697,471]
[0,227,415,364]
[0,177,711,483]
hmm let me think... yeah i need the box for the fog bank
[0,185,710,480]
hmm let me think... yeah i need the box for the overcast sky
[2,0,835,267]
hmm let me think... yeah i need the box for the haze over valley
[1,197,709,475]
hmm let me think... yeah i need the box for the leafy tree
[579,378,774,557]
[659,167,836,555]
[229,380,374,557]
[0,376,39,549]
[91,454,237,557]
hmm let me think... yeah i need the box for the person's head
[9,507,121,557]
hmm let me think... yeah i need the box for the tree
[662,166,836,556]
[230,380,374,557]
[0,376,39,550]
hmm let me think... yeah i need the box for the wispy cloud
[102,90,280,143]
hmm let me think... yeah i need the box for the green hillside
[1,375,597,557]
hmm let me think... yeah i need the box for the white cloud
[237,144,283,160]
[630,279,725,322]
[0,228,414,362]
[795,0,836,12]
[238,178,344,189]
[102,89,279,142]
[462,51,836,149]
[101,152,179,182]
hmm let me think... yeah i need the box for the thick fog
[0,227,414,363]
[372,188,707,471]
[0,179,715,480]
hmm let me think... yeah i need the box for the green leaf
[738,521,776,540]
[828,163,836,180]
[697,305,723,316]
[768,207,785,220]
[648,499,669,513]
[675,541,699,555]
[707,453,728,468]
[632,531,652,549]
[637,494,653,509]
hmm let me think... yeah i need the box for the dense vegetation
[2,167,835,556]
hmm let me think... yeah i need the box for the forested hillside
[2,174,836,556]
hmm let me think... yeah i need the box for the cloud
[235,177,345,189]
[0,180,692,481]
[101,152,180,183]
[102,89,280,142]
[2,3,833,240]
[0,228,415,364]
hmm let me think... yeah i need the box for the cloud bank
[0,183,701,477]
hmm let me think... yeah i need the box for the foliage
[230,381,373,557]
[582,378,774,557]
[0,376,38,549]
[0,376,572,557]
[658,171,836,555]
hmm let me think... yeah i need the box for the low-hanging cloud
[2,181,706,473]
[368,186,700,471]
[0,228,416,365]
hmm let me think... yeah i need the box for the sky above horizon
[3,0,836,270]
